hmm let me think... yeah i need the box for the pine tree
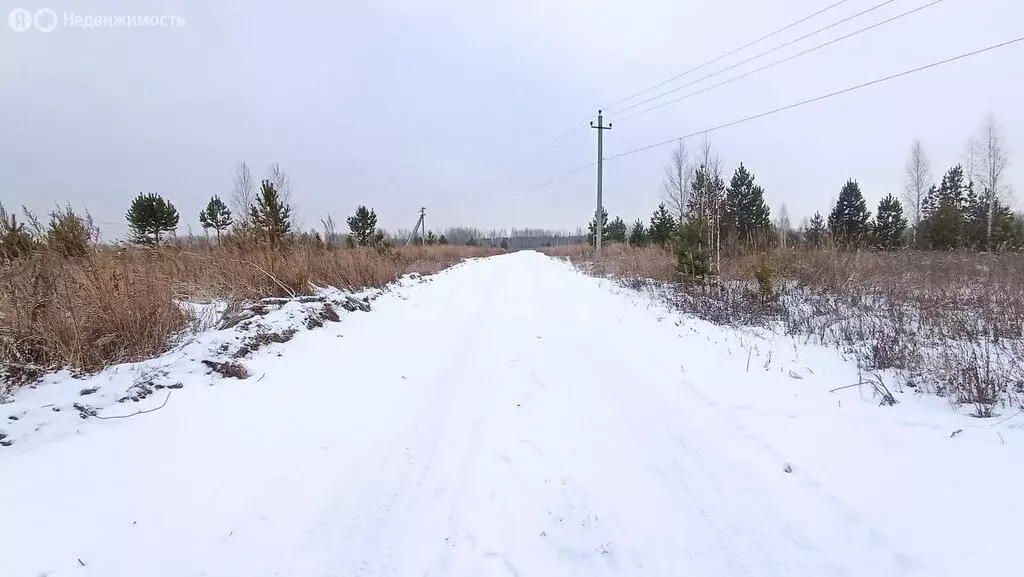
[586,208,609,246]
[803,211,827,247]
[991,202,1017,249]
[964,195,1015,250]
[499,238,509,250]
[959,178,1017,251]
[920,165,969,249]
[648,203,677,246]
[687,163,725,271]
[628,219,648,246]
[676,219,710,280]
[198,195,232,244]
[47,204,96,257]
[873,194,907,249]
[606,217,627,244]
[438,234,448,245]
[126,193,179,246]
[963,183,986,249]
[0,202,39,262]
[426,230,437,245]
[250,180,292,247]
[1008,213,1024,251]
[346,205,378,247]
[724,163,771,245]
[828,180,871,246]
[687,164,725,219]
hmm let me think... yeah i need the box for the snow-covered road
[2,251,1021,576]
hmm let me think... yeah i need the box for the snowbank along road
[2,251,1021,577]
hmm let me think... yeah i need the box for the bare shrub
[660,281,782,326]
[752,254,777,306]
[780,251,1022,412]
[933,341,1016,418]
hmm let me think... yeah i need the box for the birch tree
[661,139,690,224]
[903,140,931,239]
[230,161,256,225]
[963,137,977,185]
[686,137,724,277]
[266,162,293,207]
[776,204,791,248]
[974,114,1010,249]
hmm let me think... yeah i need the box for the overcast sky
[2,0,1022,239]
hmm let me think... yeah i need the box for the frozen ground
[1,251,1021,576]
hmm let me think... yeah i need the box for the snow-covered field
[1,251,1021,576]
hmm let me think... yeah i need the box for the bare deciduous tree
[776,204,791,248]
[662,139,690,224]
[266,162,300,229]
[974,114,1010,248]
[266,162,292,206]
[903,140,931,237]
[441,226,483,245]
[230,161,255,225]
[963,137,977,185]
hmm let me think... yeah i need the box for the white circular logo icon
[33,8,57,32]
[8,8,33,32]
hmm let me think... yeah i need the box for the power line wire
[514,36,1023,195]
[513,0,858,163]
[514,162,596,196]
[482,120,592,196]
[607,0,854,110]
[615,0,944,123]
[605,36,1024,162]
[609,0,901,116]
[545,121,594,150]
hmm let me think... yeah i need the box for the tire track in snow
[568,277,939,576]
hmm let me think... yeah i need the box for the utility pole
[590,110,612,257]
[405,206,426,246]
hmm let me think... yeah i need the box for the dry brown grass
[554,243,1024,414]
[540,244,675,278]
[538,244,594,260]
[122,243,499,300]
[0,251,188,381]
[0,244,500,384]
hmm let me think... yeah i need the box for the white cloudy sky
[1,0,1022,238]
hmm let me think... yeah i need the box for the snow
[0,279,412,448]
[1,251,1022,576]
